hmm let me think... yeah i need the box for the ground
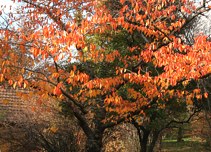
[162,137,211,152]
[0,124,211,152]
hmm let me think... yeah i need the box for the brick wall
[0,87,31,122]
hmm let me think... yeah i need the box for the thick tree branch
[169,72,211,90]
[164,108,201,129]
[61,89,87,114]
[65,101,94,139]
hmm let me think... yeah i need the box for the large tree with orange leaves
[0,0,211,151]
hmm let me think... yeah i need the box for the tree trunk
[85,98,106,152]
[177,127,183,142]
[140,130,150,152]
[85,134,103,152]
[148,131,159,152]
[131,121,150,152]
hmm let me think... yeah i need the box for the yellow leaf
[50,127,58,133]
[186,96,193,105]
[169,90,174,96]
[21,68,25,73]
[13,82,17,89]
[2,99,9,104]
[23,82,27,88]
[0,74,4,82]
[52,73,59,78]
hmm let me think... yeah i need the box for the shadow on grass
[162,139,211,152]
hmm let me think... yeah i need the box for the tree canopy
[0,0,210,151]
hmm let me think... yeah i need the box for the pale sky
[0,0,14,11]
[0,0,21,14]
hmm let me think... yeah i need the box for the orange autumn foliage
[0,0,210,150]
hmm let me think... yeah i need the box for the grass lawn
[161,138,211,152]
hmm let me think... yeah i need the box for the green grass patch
[162,138,210,152]
[163,137,197,143]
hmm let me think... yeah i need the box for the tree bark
[85,134,103,152]
[177,127,183,142]
[85,98,106,152]
[140,129,150,152]
[132,121,151,152]
[148,131,159,152]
